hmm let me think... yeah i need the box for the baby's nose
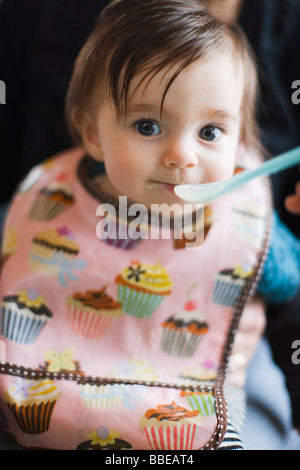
[162,138,198,169]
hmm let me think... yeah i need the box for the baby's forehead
[114,51,245,115]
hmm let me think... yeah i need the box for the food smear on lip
[146,181,159,190]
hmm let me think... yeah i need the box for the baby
[0,0,299,451]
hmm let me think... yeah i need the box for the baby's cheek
[210,163,235,182]
[220,154,237,179]
[105,159,138,196]
[105,155,126,179]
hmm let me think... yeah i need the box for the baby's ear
[73,109,104,161]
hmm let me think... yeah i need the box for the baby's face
[94,53,244,213]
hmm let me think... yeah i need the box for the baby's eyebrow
[124,104,239,124]
[126,103,159,115]
[204,108,238,122]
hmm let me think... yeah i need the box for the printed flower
[57,226,71,236]
[232,261,253,278]
[57,226,75,240]
[201,358,216,370]
[43,348,78,372]
[87,426,120,446]
[127,265,146,282]
[11,378,35,398]
[17,289,46,308]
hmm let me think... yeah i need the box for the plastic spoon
[174,146,300,204]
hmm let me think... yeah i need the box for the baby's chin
[142,184,196,209]
[108,180,201,218]
[144,199,199,221]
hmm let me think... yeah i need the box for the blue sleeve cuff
[257,211,300,303]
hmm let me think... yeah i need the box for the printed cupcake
[97,207,148,251]
[180,390,215,416]
[76,426,132,450]
[161,284,208,357]
[115,260,172,318]
[29,178,75,222]
[28,227,86,285]
[0,403,9,430]
[0,289,52,344]
[108,358,158,382]
[0,226,18,264]
[67,286,122,338]
[78,383,124,408]
[232,199,267,246]
[179,359,218,384]
[211,261,254,307]
[78,382,138,408]
[5,378,60,434]
[78,381,146,409]
[161,312,208,358]
[139,402,203,450]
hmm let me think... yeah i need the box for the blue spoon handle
[227,146,300,193]
[175,146,300,203]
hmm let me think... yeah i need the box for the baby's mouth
[146,179,187,194]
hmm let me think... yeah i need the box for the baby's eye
[199,125,222,142]
[135,120,161,136]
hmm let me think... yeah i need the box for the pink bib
[0,146,271,449]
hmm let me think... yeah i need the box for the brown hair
[65,0,261,152]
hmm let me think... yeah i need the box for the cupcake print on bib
[0,402,9,431]
[0,289,52,344]
[28,227,86,286]
[232,199,267,247]
[180,390,215,416]
[179,359,218,384]
[29,175,75,222]
[211,261,254,307]
[160,284,208,357]
[139,402,203,450]
[4,378,60,434]
[78,381,147,410]
[1,226,18,264]
[160,312,208,358]
[66,286,122,339]
[115,260,172,318]
[76,426,132,450]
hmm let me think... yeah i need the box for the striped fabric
[218,423,244,450]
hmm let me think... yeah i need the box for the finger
[285,181,300,215]
[285,194,300,215]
